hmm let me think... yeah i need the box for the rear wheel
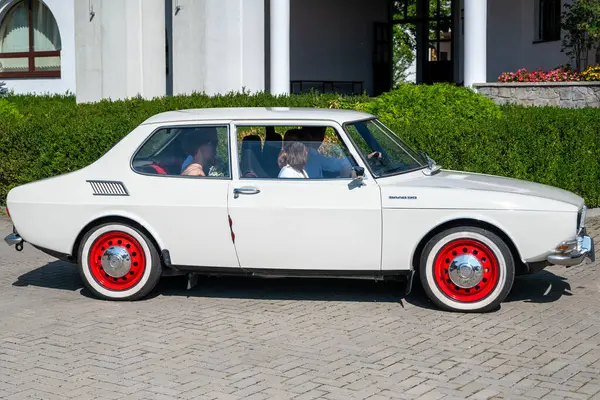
[78,223,162,300]
[419,227,515,312]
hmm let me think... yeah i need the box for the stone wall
[473,82,600,108]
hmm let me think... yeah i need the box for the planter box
[473,82,600,108]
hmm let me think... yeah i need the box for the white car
[3,108,594,312]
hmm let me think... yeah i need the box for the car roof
[141,107,375,125]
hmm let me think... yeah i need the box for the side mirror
[352,166,365,178]
[348,166,366,190]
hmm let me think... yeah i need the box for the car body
[4,107,595,312]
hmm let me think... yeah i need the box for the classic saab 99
[4,108,594,312]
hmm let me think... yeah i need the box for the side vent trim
[87,180,129,196]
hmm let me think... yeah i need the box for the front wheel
[78,223,162,301]
[419,227,515,312]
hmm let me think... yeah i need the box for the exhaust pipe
[4,233,24,251]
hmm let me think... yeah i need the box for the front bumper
[547,233,595,267]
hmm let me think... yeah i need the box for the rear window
[132,126,231,178]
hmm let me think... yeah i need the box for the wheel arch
[411,218,526,275]
[71,215,163,264]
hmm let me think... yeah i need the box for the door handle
[233,187,260,198]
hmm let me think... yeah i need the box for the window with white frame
[0,0,61,78]
[536,0,561,42]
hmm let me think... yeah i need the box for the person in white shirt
[278,141,309,179]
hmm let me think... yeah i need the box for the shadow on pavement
[505,270,572,303]
[12,261,572,307]
[12,260,83,291]
[156,275,409,304]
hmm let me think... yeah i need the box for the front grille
[87,180,129,196]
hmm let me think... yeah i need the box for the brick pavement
[0,216,600,399]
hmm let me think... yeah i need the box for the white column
[270,0,290,95]
[463,0,487,87]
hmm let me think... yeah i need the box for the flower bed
[498,68,582,83]
[498,65,600,83]
[582,65,600,81]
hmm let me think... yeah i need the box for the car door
[227,120,382,272]
[130,123,240,269]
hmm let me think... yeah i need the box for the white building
[0,0,574,102]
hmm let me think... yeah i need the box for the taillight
[5,207,9,218]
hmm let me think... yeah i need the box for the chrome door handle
[233,187,260,198]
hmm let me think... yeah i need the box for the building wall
[290,0,388,96]
[171,0,264,96]
[485,0,572,82]
[0,0,76,95]
[75,0,166,103]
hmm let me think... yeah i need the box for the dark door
[389,0,456,85]
[373,22,392,96]
[424,0,454,84]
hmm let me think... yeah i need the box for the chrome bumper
[547,234,595,267]
[4,233,23,247]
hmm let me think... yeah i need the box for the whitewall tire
[78,223,162,301]
[419,227,515,312]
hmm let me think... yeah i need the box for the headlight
[555,239,578,253]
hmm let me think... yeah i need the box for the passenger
[180,130,217,177]
[278,141,309,179]
[181,128,218,173]
[301,127,352,179]
[283,128,302,143]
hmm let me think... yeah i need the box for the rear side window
[132,126,231,178]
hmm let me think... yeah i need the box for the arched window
[0,0,61,78]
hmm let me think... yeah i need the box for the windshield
[344,119,428,177]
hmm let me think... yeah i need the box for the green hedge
[365,87,600,206]
[1,84,599,207]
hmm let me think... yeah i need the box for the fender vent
[87,180,129,196]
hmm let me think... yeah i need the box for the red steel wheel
[420,227,515,313]
[88,231,146,291]
[433,239,499,303]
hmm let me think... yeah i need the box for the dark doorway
[373,22,392,96]
[425,0,454,84]
[373,0,456,94]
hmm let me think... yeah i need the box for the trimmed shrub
[0,99,23,125]
[367,87,600,205]
[1,85,600,207]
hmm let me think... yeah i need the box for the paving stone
[1,219,600,399]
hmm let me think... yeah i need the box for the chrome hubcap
[448,254,483,289]
[101,246,132,278]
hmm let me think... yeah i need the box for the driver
[301,127,352,179]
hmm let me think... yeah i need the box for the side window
[132,125,230,178]
[535,0,561,42]
[236,125,357,180]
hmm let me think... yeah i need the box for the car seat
[262,127,282,177]
[240,135,267,178]
[136,163,168,175]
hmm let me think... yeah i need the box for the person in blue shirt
[181,127,218,174]
[301,127,352,179]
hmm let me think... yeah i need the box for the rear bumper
[547,233,595,267]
